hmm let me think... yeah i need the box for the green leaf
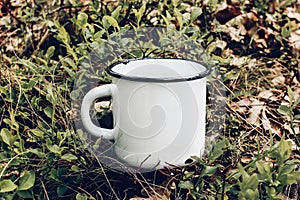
[245,188,259,200]
[133,3,146,25]
[48,144,61,154]
[77,12,88,28]
[17,190,33,198]
[238,163,249,180]
[178,180,194,190]
[23,78,38,90]
[247,174,259,190]
[287,87,294,102]
[279,164,296,177]
[44,107,53,118]
[94,30,105,39]
[57,25,70,45]
[190,156,202,163]
[225,70,240,80]
[162,196,169,200]
[185,27,199,34]
[71,165,82,172]
[103,16,119,31]
[182,13,190,24]
[46,139,62,155]
[0,128,13,146]
[28,148,45,158]
[16,60,38,74]
[172,0,179,7]
[63,57,76,69]
[0,85,7,95]
[46,85,58,105]
[76,193,88,200]
[190,7,202,22]
[278,174,298,185]
[57,185,68,197]
[277,105,290,115]
[227,168,241,180]
[45,46,55,59]
[30,128,44,137]
[279,139,292,162]
[111,6,122,19]
[202,165,220,177]
[61,153,77,162]
[50,167,67,182]
[18,170,35,191]
[69,0,80,6]
[184,171,195,179]
[208,138,228,163]
[0,179,17,193]
[256,160,271,175]
[281,26,291,38]
[161,13,170,26]
[63,66,75,78]
[294,99,300,107]
[174,8,183,29]
[290,171,300,181]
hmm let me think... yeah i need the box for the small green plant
[277,86,300,146]
[177,135,299,199]
[229,136,300,199]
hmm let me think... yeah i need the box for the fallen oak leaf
[261,107,282,136]
[230,98,252,114]
[215,2,242,24]
[287,7,300,22]
[247,98,264,126]
[219,12,258,42]
[258,90,274,100]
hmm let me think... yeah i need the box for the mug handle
[81,84,118,140]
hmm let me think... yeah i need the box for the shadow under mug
[81,58,210,169]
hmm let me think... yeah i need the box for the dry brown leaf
[292,86,300,100]
[230,98,252,114]
[94,101,111,112]
[287,7,300,22]
[213,39,227,51]
[224,26,246,42]
[261,107,281,136]
[258,90,274,99]
[241,156,252,164]
[230,56,248,67]
[0,16,11,26]
[215,2,242,24]
[259,89,281,101]
[218,12,258,42]
[10,0,26,7]
[247,98,264,126]
[289,30,300,50]
[271,75,285,85]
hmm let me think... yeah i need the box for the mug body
[108,58,209,169]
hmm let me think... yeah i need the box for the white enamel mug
[81,58,210,169]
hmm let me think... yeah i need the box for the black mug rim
[106,58,211,83]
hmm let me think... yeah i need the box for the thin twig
[32,25,49,56]
[92,151,120,199]
[40,178,50,200]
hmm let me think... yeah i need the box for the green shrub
[0,0,299,199]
